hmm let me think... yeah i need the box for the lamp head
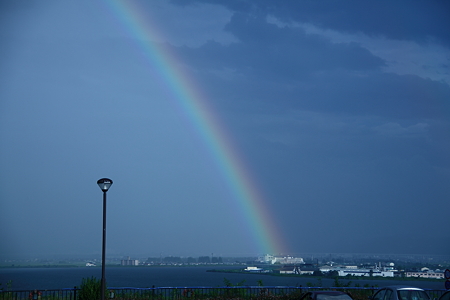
[97,178,113,192]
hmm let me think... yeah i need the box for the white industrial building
[337,268,394,277]
[320,263,396,277]
[258,254,304,265]
[121,257,139,266]
[406,268,444,279]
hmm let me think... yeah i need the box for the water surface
[0,266,445,291]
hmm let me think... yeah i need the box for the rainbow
[104,0,287,255]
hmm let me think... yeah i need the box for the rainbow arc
[105,0,288,255]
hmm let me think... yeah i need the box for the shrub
[79,276,105,300]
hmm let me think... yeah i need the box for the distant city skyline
[2,251,450,263]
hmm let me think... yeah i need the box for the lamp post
[97,178,113,300]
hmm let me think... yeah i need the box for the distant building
[319,265,334,273]
[258,254,304,265]
[405,270,444,279]
[337,268,394,277]
[279,266,297,274]
[121,256,139,266]
[279,265,317,275]
[320,263,396,277]
[86,262,96,267]
[244,266,264,272]
[258,254,275,264]
[298,264,317,275]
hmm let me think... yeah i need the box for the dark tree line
[146,256,223,264]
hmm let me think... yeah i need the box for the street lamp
[97,178,113,300]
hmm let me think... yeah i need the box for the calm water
[0,266,445,291]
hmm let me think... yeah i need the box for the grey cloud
[177,36,450,121]
[178,13,385,78]
[297,72,450,119]
[176,0,450,45]
[372,122,429,137]
[268,1,450,45]
[168,8,450,121]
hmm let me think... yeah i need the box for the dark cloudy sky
[1,0,449,259]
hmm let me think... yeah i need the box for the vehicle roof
[438,290,450,300]
[310,291,349,294]
[382,285,425,291]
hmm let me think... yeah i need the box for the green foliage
[0,280,15,300]
[348,287,376,300]
[313,270,323,276]
[222,278,248,298]
[327,280,376,300]
[316,278,322,287]
[333,276,352,287]
[1,280,13,291]
[78,276,105,300]
[223,278,232,287]
[110,289,162,300]
[223,278,246,287]
[326,270,339,277]
[306,277,324,287]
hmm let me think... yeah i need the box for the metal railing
[0,286,446,300]
[0,287,77,300]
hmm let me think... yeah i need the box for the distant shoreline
[0,265,445,284]
[1,266,446,290]
[206,268,445,283]
[0,264,240,269]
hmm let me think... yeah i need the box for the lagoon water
[0,266,445,291]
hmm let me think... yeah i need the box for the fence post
[73,286,77,300]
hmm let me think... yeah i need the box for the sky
[1,0,450,259]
